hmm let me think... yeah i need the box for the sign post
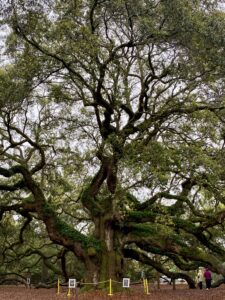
[68,279,76,297]
[26,277,31,289]
[122,278,130,288]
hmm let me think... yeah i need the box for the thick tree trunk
[84,216,123,288]
[80,156,121,287]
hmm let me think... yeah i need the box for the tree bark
[91,216,123,288]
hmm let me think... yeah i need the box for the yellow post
[67,287,71,297]
[57,278,60,295]
[108,278,113,296]
[143,278,146,294]
[145,279,150,295]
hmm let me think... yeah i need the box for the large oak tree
[1,0,225,288]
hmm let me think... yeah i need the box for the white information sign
[122,278,130,288]
[69,278,76,289]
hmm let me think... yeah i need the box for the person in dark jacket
[204,268,212,289]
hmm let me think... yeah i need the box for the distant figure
[196,269,204,289]
[204,268,212,289]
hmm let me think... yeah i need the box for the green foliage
[127,211,156,221]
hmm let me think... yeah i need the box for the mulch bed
[1,284,225,300]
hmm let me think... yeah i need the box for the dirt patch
[1,284,225,300]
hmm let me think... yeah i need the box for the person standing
[204,267,212,289]
[196,268,204,289]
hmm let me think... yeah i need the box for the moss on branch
[43,203,101,251]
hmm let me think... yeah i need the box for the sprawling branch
[123,248,196,288]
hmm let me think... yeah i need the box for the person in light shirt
[196,268,204,289]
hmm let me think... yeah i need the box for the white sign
[27,278,30,285]
[122,278,130,288]
[69,278,76,288]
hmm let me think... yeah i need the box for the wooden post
[173,279,176,290]
[57,278,60,295]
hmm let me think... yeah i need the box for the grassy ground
[1,284,225,300]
